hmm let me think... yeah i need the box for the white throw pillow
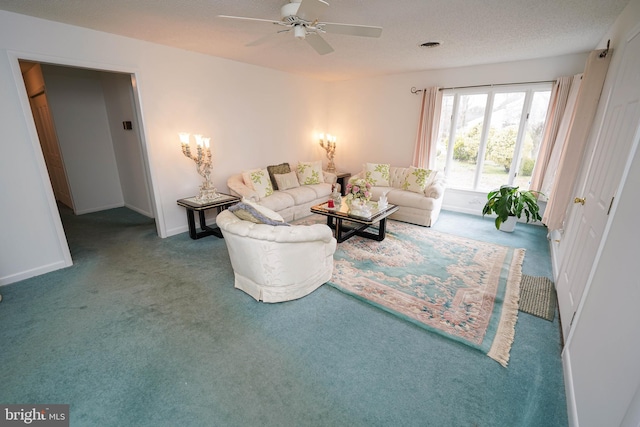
[274,171,300,191]
[296,161,323,185]
[364,163,390,186]
[402,166,432,194]
[242,168,273,199]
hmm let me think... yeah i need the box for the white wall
[0,52,72,283]
[100,72,153,217]
[0,10,328,284]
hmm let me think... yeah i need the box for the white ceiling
[0,0,630,82]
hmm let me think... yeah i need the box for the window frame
[438,82,552,192]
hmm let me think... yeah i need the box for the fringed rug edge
[487,248,525,367]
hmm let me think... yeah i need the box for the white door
[30,92,74,210]
[556,29,640,338]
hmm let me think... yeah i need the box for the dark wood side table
[177,193,240,239]
[334,172,352,196]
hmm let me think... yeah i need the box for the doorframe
[7,51,166,263]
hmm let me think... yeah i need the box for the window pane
[514,90,551,190]
[449,93,487,190]
[434,95,454,172]
[478,92,526,192]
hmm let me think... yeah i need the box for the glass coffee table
[311,198,399,243]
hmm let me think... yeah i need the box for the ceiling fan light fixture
[294,25,306,39]
[220,0,382,55]
[419,41,441,49]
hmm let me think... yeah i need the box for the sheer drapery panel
[413,87,442,169]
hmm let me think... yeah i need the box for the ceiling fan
[218,0,383,55]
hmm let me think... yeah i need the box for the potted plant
[482,185,543,232]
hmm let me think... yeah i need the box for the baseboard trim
[124,203,154,218]
[0,259,72,286]
[549,239,561,283]
[74,202,125,215]
[562,347,579,426]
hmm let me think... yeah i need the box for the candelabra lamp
[319,133,337,173]
[179,132,220,202]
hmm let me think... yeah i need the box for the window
[434,84,551,192]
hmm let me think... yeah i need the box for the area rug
[324,220,525,367]
[518,275,556,321]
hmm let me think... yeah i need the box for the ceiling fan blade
[305,33,334,55]
[245,31,286,47]
[295,0,329,21]
[217,15,282,25]
[320,22,383,38]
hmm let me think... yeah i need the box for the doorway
[19,60,157,248]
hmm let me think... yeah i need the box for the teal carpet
[0,207,567,426]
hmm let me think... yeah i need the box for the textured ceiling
[0,0,630,81]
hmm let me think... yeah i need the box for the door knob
[574,197,586,205]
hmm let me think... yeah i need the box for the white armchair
[216,209,337,303]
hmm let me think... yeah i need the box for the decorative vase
[499,216,518,232]
[330,189,342,208]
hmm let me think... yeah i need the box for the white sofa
[227,162,336,222]
[216,205,337,303]
[350,165,446,226]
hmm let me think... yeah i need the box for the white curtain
[542,49,612,231]
[413,87,442,169]
[530,74,583,200]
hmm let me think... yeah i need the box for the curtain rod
[411,43,611,95]
[599,39,610,58]
[411,79,556,94]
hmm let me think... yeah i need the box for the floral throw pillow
[364,163,390,186]
[296,161,323,185]
[242,168,274,199]
[402,166,432,194]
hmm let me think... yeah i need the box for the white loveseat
[216,203,336,303]
[227,161,336,222]
[350,164,446,226]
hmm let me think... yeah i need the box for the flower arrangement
[345,178,372,202]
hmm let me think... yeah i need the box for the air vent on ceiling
[419,41,441,49]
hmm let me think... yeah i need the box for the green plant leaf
[482,185,544,230]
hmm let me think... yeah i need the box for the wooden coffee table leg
[376,218,387,241]
[335,218,344,242]
[326,216,334,228]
